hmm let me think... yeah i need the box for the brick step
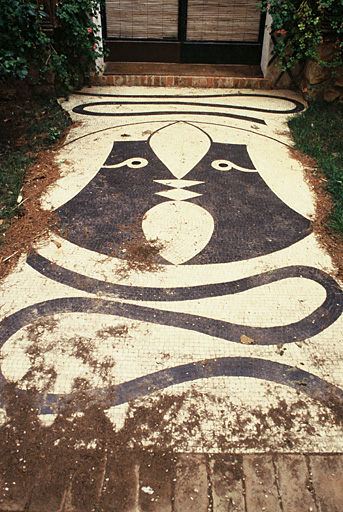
[90,62,272,89]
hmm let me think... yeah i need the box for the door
[103,0,265,65]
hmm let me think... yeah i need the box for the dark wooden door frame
[178,0,188,43]
[103,0,266,65]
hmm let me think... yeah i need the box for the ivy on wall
[0,0,104,93]
[261,0,343,72]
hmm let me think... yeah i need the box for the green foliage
[288,101,343,234]
[0,0,104,93]
[0,152,33,228]
[0,1,50,81]
[50,0,104,92]
[261,0,343,72]
[47,127,61,142]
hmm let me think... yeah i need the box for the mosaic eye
[211,160,233,171]
[102,157,148,170]
[126,158,148,168]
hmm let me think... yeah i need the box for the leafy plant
[261,0,343,72]
[47,127,61,142]
[0,0,104,93]
[0,1,50,81]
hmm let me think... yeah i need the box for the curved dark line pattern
[149,120,215,146]
[1,281,342,349]
[62,119,295,149]
[72,91,305,114]
[72,103,267,125]
[14,357,343,415]
[4,94,339,423]
[73,99,300,115]
[98,357,343,407]
[27,253,342,303]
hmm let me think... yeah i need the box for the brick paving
[1,453,343,511]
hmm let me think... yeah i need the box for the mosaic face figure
[55,122,311,265]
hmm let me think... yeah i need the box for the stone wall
[265,34,343,101]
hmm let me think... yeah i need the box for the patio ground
[0,87,342,511]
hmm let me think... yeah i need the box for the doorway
[103,0,265,65]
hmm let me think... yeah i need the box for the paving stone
[66,453,107,512]
[28,466,70,512]
[138,452,174,512]
[174,454,209,512]
[310,455,343,512]
[275,454,317,512]
[209,454,245,511]
[243,455,281,512]
[99,451,139,512]
[0,470,34,512]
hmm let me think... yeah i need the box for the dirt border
[289,146,343,282]
[0,131,72,279]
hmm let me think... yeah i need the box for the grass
[0,97,71,243]
[288,101,343,235]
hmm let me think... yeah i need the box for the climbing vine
[261,0,343,72]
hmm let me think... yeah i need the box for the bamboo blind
[186,0,261,42]
[105,0,179,39]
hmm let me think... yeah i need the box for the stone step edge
[90,73,272,89]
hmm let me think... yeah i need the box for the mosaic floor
[1,87,343,453]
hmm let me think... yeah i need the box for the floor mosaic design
[1,88,343,452]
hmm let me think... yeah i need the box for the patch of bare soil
[0,151,62,276]
[0,376,342,509]
[120,237,164,274]
[0,385,181,510]
[289,146,343,281]
[0,99,72,280]
[14,317,125,394]
[114,219,164,277]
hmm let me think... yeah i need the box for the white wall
[93,10,104,72]
[260,12,273,77]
